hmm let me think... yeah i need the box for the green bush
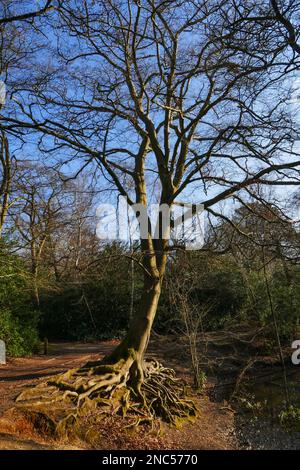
[39,254,140,341]
[157,253,300,338]
[157,254,247,332]
[0,308,39,356]
[0,248,40,356]
[39,281,132,341]
[279,405,300,431]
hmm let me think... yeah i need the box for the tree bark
[108,275,162,367]
[105,243,168,380]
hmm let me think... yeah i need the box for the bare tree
[12,163,69,306]
[4,0,300,425]
[167,255,211,391]
[42,178,91,280]
[0,0,56,235]
[0,131,11,235]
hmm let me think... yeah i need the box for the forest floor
[0,330,299,450]
[0,339,237,450]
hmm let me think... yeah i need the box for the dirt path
[0,341,237,450]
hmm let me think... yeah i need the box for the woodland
[0,0,299,451]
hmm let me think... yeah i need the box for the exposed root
[15,352,197,438]
[141,360,197,426]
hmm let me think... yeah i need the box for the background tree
[0,131,11,235]
[0,0,56,233]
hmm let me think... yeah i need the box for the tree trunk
[105,238,167,375]
[0,132,11,237]
[107,275,162,371]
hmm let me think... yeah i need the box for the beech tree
[2,0,300,426]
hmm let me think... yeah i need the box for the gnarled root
[15,350,197,437]
[142,360,197,426]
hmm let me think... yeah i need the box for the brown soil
[0,339,237,450]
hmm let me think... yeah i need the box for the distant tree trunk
[30,244,40,308]
[0,132,11,237]
[32,269,40,308]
